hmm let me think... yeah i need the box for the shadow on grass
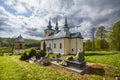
[83,66,105,76]
[85,53,115,56]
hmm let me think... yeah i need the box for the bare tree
[91,27,96,51]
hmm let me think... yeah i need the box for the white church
[40,17,83,54]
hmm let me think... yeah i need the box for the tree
[109,21,120,51]
[84,40,92,51]
[96,26,106,38]
[95,39,109,50]
[91,27,96,50]
[96,26,107,50]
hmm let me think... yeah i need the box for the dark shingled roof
[15,35,25,42]
[70,32,83,38]
[42,30,83,40]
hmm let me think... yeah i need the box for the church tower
[55,18,59,31]
[14,35,25,54]
[63,17,70,37]
[44,19,54,37]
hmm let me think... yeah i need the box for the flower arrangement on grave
[59,60,67,66]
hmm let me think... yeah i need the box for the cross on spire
[47,18,52,29]
[64,16,68,27]
[55,18,59,31]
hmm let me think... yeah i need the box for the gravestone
[77,52,85,62]
[66,49,86,68]
[39,57,50,66]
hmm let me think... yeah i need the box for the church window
[60,43,62,49]
[54,43,56,48]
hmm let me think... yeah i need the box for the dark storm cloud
[1,0,120,39]
[0,18,9,31]
[55,0,120,39]
[25,27,37,31]
[24,27,43,37]
[0,26,4,31]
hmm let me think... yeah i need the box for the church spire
[64,16,68,27]
[55,18,59,31]
[63,16,70,33]
[47,18,52,29]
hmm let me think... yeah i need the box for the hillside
[0,38,40,47]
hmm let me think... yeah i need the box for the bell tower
[44,19,54,37]
[63,16,70,37]
[14,35,25,54]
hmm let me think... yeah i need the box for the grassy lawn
[0,55,103,80]
[85,51,120,77]
[0,56,77,80]
[0,51,120,80]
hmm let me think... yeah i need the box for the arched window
[60,43,62,49]
[54,43,56,48]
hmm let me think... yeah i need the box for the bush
[38,50,46,57]
[20,52,28,60]
[36,53,41,59]
[28,49,36,58]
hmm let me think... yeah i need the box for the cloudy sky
[0,0,120,40]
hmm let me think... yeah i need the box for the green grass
[0,55,106,80]
[1,51,120,80]
[85,51,120,77]
[49,51,120,78]
[0,56,78,80]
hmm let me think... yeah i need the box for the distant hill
[0,37,40,48]
[25,39,40,45]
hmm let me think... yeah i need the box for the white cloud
[0,0,120,40]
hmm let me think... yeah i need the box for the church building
[40,17,83,54]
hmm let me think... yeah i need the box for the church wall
[14,42,25,49]
[14,49,25,54]
[64,38,70,54]
[51,38,64,54]
[77,38,83,52]
[70,38,77,54]
[41,38,64,54]
[40,41,43,50]
[40,38,83,54]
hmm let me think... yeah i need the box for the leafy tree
[84,40,92,51]
[109,21,120,51]
[96,26,106,39]
[96,26,108,50]
[95,39,109,50]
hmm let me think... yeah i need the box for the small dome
[15,35,25,42]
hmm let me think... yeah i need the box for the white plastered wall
[41,38,64,54]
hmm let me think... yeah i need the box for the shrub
[38,50,46,57]
[36,53,41,59]
[28,49,36,58]
[20,52,28,60]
